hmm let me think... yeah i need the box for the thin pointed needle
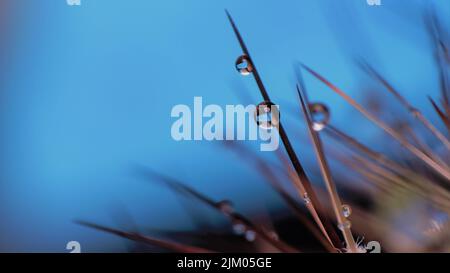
[296,84,358,252]
[225,11,342,248]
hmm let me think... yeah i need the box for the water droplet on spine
[338,221,352,230]
[342,204,352,218]
[303,192,311,205]
[235,55,253,76]
[232,221,246,235]
[254,101,280,129]
[309,103,330,131]
[245,230,256,242]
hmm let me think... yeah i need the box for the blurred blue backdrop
[0,0,449,252]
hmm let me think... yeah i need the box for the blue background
[0,0,449,252]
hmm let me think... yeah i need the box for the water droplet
[232,221,246,235]
[309,103,330,131]
[338,221,352,230]
[245,230,256,242]
[303,192,311,205]
[424,210,449,237]
[217,200,234,215]
[254,101,280,129]
[342,204,352,218]
[235,55,253,76]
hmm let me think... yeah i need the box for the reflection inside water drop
[254,101,280,129]
[309,103,330,131]
[235,55,253,76]
[342,204,352,218]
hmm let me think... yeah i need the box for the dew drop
[245,230,256,242]
[309,103,330,131]
[232,221,246,235]
[338,221,352,230]
[217,200,234,215]
[235,55,253,76]
[342,204,352,218]
[254,101,280,129]
[303,192,311,205]
[423,210,449,237]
